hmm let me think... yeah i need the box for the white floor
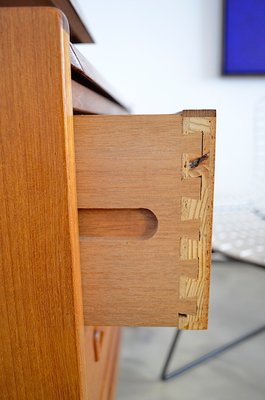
[117,260,265,400]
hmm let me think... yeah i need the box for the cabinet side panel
[0,8,86,398]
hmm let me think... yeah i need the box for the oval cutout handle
[78,208,158,240]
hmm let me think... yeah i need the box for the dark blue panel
[224,0,265,74]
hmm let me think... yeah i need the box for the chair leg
[160,324,265,381]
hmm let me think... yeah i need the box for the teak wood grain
[70,44,128,112]
[1,6,215,398]
[74,111,216,327]
[0,0,94,43]
[84,326,120,400]
[0,7,88,398]
[72,80,128,115]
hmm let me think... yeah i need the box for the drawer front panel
[85,326,119,400]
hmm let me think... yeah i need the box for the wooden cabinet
[0,6,215,399]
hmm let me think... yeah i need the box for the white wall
[76,0,265,201]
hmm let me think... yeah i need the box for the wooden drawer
[85,326,120,400]
[70,44,129,115]
[101,328,121,400]
[75,110,216,329]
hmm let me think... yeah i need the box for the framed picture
[223,0,265,75]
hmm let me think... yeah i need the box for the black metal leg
[160,324,265,381]
[160,329,182,380]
